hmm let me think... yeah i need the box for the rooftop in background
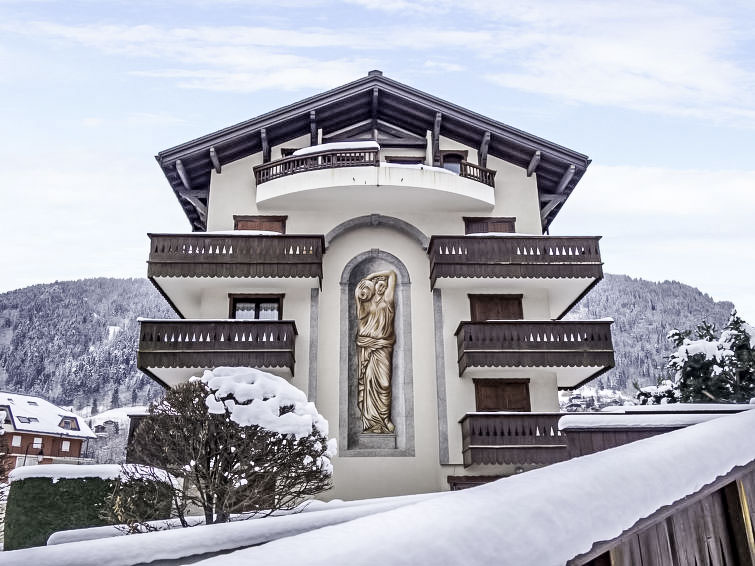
[156,71,590,232]
[0,392,96,439]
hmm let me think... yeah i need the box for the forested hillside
[0,274,738,413]
[566,274,734,391]
[0,278,175,413]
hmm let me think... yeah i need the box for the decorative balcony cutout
[147,234,324,280]
[455,320,614,375]
[137,320,298,375]
[429,235,603,287]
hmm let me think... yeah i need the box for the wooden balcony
[460,412,569,466]
[254,148,380,185]
[147,234,324,280]
[137,320,298,383]
[253,147,496,188]
[455,321,614,386]
[428,235,603,288]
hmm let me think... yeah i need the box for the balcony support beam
[310,110,317,146]
[555,164,576,194]
[261,128,271,163]
[177,192,207,221]
[432,112,442,166]
[540,194,567,222]
[478,131,491,168]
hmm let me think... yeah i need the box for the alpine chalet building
[137,71,614,499]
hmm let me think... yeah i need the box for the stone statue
[355,270,397,434]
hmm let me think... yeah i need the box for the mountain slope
[0,274,737,411]
[565,274,734,391]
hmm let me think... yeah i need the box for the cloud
[552,165,755,320]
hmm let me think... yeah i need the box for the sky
[0,0,753,321]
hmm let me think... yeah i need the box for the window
[61,440,70,452]
[439,150,468,174]
[229,294,283,320]
[464,217,516,234]
[32,437,42,449]
[233,215,287,233]
[11,435,21,447]
[469,294,523,321]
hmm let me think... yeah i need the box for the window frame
[11,435,21,447]
[463,216,516,234]
[232,215,287,233]
[61,440,71,453]
[32,437,42,449]
[228,294,285,320]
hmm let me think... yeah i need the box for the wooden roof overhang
[156,71,591,231]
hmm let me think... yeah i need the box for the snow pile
[192,367,336,470]
[559,412,724,429]
[4,493,442,566]
[189,410,755,566]
[8,464,175,485]
[291,141,379,157]
[675,337,733,363]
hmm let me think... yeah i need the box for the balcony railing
[428,235,603,288]
[254,148,380,185]
[455,320,614,375]
[253,148,496,188]
[137,319,298,375]
[147,234,324,280]
[460,412,569,466]
[458,160,496,187]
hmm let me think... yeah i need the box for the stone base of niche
[358,433,397,450]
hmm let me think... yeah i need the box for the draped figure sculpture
[355,270,397,434]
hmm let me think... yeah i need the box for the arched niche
[338,249,415,456]
[326,214,429,250]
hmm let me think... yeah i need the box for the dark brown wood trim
[227,293,285,319]
[463,216,516,234]
[439,149,469,162]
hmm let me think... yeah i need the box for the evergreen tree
[667,312,755,403]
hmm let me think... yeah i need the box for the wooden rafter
[209,146,221,174]
[175,160,192,191]
[432,112,442,166]
[527,150,541,177]
[478,131,491,168]
[555,164,576,194]
[309,111,317,146]
[261,128,270,163]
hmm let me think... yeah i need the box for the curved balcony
[137,319,298,387]
[455,320,614,388]
[252,149,496,212]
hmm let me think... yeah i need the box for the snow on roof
[559,413,725,430]
[291,140,379,157]
[86,406,148,428]
[621,403,754,413]
[0,392,96,439]
[190,410,755,566]
[9,464,176,486]
[7,411,755,566]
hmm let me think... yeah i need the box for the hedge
[4,472,173,550]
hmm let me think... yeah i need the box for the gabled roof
[156,71,591,231]
[0,392,96,439]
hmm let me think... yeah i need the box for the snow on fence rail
[3,411,754,565]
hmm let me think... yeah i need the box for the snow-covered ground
[3,409,754,566]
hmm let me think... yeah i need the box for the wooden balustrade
[147,234,324,280]
[455,320,615,374]
[137,320,298,375]
[460,412,569,466]
[459,160,496,187]
[253,148,380,185]
[429,235,603,287]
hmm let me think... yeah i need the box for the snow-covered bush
[667,312,755,403]
[635,379,679,405]
[125,367,336,527]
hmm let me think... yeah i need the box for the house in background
[136,71,615,499]
[0,392,95,473]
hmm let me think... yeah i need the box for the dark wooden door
[474,379,531,412]
[469,294,523,321]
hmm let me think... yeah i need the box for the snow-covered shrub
[667,312,755,403]
[126,367,336,527]
[634,379,679,405]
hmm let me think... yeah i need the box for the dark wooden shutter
[469,295,523,321]
[463,217,516,234]
[233,215,287,233]
[474,379,531,412]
